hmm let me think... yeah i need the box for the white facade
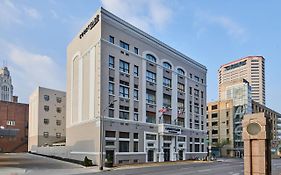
[66,8,207,165]
[28,87,66,151]
[0,67,13,102]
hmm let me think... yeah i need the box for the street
[0,153,281,175]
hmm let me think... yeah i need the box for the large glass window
[119,86,129,98]
[119,60,129,73]
[109,55,115,68]
[146,134,156,140]
[146,90,156,104]
[163,77,171,87]
[146,71,156,83]
[163,62,172,69]
[134,142,138,152]
[119,141,129,152]
[146,54,156,62]
[120,40,129,50]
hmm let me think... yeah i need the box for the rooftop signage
[225,60,247,71]
[79,14,99,39]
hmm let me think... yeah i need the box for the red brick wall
[0,101,29,153]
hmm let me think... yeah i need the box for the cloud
[194,11,246,40]
[0,40,65,103]
[0,0,41,26]
[23,6,41,20]
[101,0,172,32]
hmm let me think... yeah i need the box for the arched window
[163,62,172,69]
[146,54,156,63]
[177,68,185,75]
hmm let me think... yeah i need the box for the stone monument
[242,112,271,175]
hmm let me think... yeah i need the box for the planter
[105,162,113,167]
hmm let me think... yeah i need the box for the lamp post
[99,99,117,171]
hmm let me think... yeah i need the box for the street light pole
[99,99,117,171]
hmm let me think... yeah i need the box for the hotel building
[66,8,207,165]
[28,87,66,151]
[218,56,265,105]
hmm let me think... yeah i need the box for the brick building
[0,101,29,152]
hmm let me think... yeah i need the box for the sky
[0,0,280,112]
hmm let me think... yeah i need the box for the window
[119,86,129,98]
[163,62,172,69]
[134,89,138,100]
[6,120,15,126]
[56,120,61,126]
[212,113,218,118]
[178,83,185,92]
[134,65,139,76]
[134,47,139,54]
[178,137,186,142]
[119,141,129,152]
[201,91,204,99]
[189,87,192,95]
[119,105,129,111]
[146,71,156,83]
[163,94,171,108]
[119,60,129,73]
[163,77,171,87]
[194,89,199,97]
[195,144,200,152]
[134,142,138,152]
[109,55,115,68]
[194,76,199,82]
[44,95,49,101]
[56,97,62,103]
[106,141,115,146]
[146,54,156,62]
[44,119,49,124]
[105,131,115,137]
[146,134,156,140]
[146,112,156,124]
[146,90,156,104]
[189,73,193,79]
[43,132,49,138]
[120,80,129,86]
[56,107,62,113]
[119,111,129,120]
[119,132,129,138]
[56,133,61,138]
[177,68,185,75]
[134,113,139,121]
[109,82,114,95]
[194,106,199,114]
[120,40,129,50]
[44,105,49,112]
[109,35,114,44]
[134,133,138,139]
[211,105,218,110]
[109,109,114,118]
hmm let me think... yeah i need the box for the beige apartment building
[28,87,66,151]
[207,99,281,157]
[66,8,207,165]
[219,56,265,105]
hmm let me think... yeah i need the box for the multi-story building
[218,56,265,105]
[206,100,234,157]
[66,8,207,165]
[0,100,29,152]
[28,87,66,151]
[0,66,14,102]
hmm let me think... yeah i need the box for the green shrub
[83,156,93,166]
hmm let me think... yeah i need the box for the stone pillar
[242,113,271,175]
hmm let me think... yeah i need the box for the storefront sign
[79,14,99,39]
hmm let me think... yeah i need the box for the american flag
[159,107,168,113]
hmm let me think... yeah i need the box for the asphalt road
[1,153,281,175]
